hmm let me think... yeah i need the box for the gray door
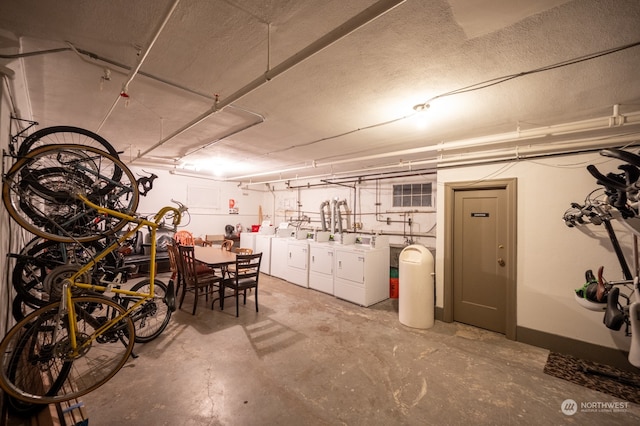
[453,188,509,334]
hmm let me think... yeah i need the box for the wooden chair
[221,239,234,251]
[228,248,253,276]
[178,245,222,315]
[205,234,224,246]
[166,243,183,298]
[174,230,195,246]
[220,253,262,317]
[234,248,253,255]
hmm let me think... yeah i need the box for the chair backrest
[234,247,253,255]
[221,239,234,251]
[166,243,180,276]
[205,234,225,244]
[178,245,199,285]
[233,253,262,281]
[174,230,195,246]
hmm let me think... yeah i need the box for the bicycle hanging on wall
[563,147,640,369]
[0,125,186,409]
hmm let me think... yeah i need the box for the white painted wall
[127,166,264,240]
[437,153,635,351]
[266,174,438,248]
[1,58,34,333]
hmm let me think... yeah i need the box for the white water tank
[399,245,435,329]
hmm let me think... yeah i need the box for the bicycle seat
[603,287,625,331]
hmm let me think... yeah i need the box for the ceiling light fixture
[413,103,430,112]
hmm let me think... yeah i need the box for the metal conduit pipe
[336,199,351,233]
[308,108,640,170]
[96,0,181,133]
[418,132,640,169]
[226,108,640,182]
[319,201,330,231]
[330,199,337,233]
[134,0,407,161]
[235,128,640,186]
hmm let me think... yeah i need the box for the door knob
[497,258,506,267]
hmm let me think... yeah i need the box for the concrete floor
[75,272,639,425]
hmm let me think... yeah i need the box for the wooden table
[194,245,236,268]
[194,246,237,309]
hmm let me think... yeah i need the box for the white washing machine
[254,234,274,275]
[286,238,310,287]
[308,241,335,295]
[270,237,290,279]
[334,236,390,307]
[240,232,257,252]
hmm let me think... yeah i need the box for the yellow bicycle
[0,144,184,406]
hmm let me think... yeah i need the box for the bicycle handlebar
[586,164,627,190]
[76,193,187,230]
[600,148,640,168]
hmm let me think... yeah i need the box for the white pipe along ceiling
[0,0,639,184]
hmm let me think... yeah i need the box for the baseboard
[434,310,636,372]
[517,326,637,373]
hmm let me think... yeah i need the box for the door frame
[443,178,518,340]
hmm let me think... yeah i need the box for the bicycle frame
[57,193,183,357]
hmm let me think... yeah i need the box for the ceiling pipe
[310,108,640,169]
[417,133,640,169]
[236,130,640,186]
[224,107,640,181]
[179,114,265,159]
[96,0,181,133]
[134,0,407,161]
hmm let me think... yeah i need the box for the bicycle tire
[128,280,172,343]
[18,125,121,160]
[2,144,139,242]
[0,296,136,405]
[17,126,123,195]
[11,294,38,325]
[3,315,72,415]
[12,238,119,307]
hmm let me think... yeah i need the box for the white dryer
[308,241,335,295]
[334,237,390,307]
[286,239,310,287]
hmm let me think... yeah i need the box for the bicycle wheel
[16,126,124,196]
[12,238,119,307]
[18,125,121,162]
[0,296,135,405]
[11,294,38,324]
[127,280,173,343]
[2,144,139,242]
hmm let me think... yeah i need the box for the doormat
[543,352,640,404]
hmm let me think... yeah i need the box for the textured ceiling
[1,0,639,183]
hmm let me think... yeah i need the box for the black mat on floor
[543,352,640,404]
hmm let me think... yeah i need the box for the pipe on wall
[319,200,330,231]
[228,107,640,183]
